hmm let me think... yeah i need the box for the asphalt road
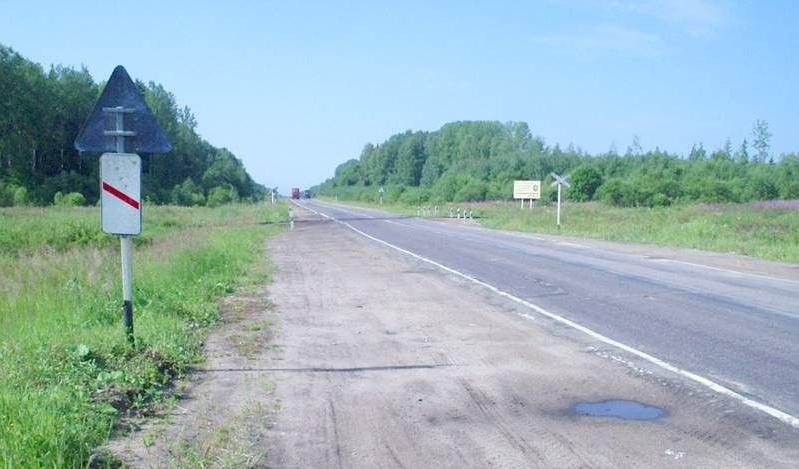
[296,199,799,424]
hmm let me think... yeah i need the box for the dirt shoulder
[105,280,279,467]
[262,207,798,468]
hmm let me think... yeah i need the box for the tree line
[0,44,265,207]
[313,120,798,207]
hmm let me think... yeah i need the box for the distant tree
[626,135,643,157]
[735,139,750,164]
[688,143,707,161]
[312,119,798,206]
[752,119,772,163]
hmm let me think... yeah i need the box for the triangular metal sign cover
[74,65,172,153]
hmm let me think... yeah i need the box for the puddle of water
[572,399,666,420]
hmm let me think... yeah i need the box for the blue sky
[2,1,797,190]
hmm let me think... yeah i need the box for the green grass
[0,202,287,468]
[319,197,799,263]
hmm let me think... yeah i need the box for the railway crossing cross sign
[550,172,570,226]
[74,65,171,344]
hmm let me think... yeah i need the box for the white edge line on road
[297,201,799,430]
[650,258,799,287]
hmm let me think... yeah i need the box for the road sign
[513,180,541,199]
[75,66,171,154]
[73,65,171,345]
[100,153,141,235]
[550,172,571,226]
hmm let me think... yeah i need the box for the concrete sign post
[379,186,385,205]
[75,66,171,344]
[550,173,570,227]
[513,180,541,209]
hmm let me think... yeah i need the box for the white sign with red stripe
[100,153,141,235]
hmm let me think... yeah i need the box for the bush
[397,187,430,204]
[568,165,603,201]
[171,178,206,206]
[649,193,672,207]
[596,179,641,207]
[0,183,14,207]
[383,184,405,203]
[53,191,86,206]
[454,179,487,202]
[207,184,239,207]
[745,175,779,201]
[13,186,29,206]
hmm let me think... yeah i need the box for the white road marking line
[557,241,589,248]
[298,200,799,430]
[650,258,799,287]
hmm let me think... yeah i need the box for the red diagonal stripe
[102,181,140,209]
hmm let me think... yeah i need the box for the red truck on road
[291,188,300,199]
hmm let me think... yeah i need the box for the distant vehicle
[302,190,312,199]
[291,188,300,199]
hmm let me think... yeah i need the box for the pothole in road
[572,399,666,420]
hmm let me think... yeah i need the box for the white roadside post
[379,186,385,205]
[74,66,171,345]
[550,172,571,227]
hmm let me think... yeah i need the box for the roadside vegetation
[0,202,287,467]
[312,120,797,262]
[313,121,797,208]
[319,198,799,263]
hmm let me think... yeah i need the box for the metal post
[557,183,562,226]
[520,199,523,209]
[120,235,134,343]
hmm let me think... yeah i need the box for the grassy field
[319,198,799,263]
[0,203,287,468]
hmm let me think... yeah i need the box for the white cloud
[535,24,665,57]
[607,0,731,37]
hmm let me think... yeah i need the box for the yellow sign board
[513,180,541,199]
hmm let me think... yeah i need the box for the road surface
[297,199,799,424]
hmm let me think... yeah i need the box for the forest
[0,44,265,207]
[314,120,799,207]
